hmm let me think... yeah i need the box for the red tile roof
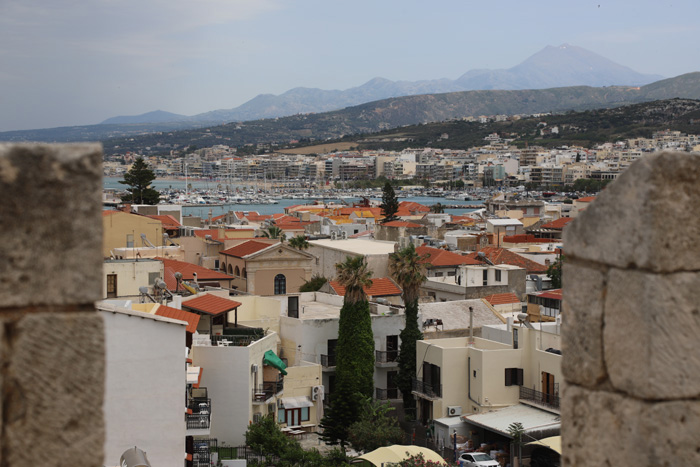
[102,210,119,217]
[193,229,255,241]
[540,217,574,230]
[467,247,547,274]
[383,220,423,228]
[451,215,478,224]
[221,240,273,258]
[155,305,201,333]
[535,289,563,300]
[503,234,558,244]
[329,277,402,297]
[182,294,242,316]
[416,245,482,267]
[577,196,596,203]
[399,201,430,212]
[147,214,181,228]
[156,257,233,290]
[484,293,521,306]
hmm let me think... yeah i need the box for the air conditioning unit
[447,405,462,416]
[311,385,324,401]
[253,413,262,423]
[341,231,348,240]
[251,364,259,373]
[330,231,338,240]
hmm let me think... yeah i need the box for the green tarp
[263,350,288,375]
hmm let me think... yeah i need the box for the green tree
[299,274,328,293]
[119,157,160,204]
[430,202,444,214]
[320,256,374,447]
[507,422,525,467]
[261,226,286,241]
[547,255,564,288]
[347,397,404,452]
[380,181,400,223]
[289,235,310,250]
[389,243,427,416]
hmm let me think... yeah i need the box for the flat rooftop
[298,296,342,320]
[309,238,396,255]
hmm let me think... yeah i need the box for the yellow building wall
[279,362,324,428]
[103,212,164,258]
[233,295,284,336]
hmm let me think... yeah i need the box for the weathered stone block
[0,143,103,307]
[561,262,607,387]
[3,312,105,467]
[564,151,700,273]
[604,268,700,399]
[563,385,700,467]
[562,385,648,467]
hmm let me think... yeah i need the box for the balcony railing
[252,379,284,402]
[412,378,442,399]
[519,386,560,411]
[375,387,400,400]
[186,397,211,430]
[375,350,399,364]
[320,354,336,368]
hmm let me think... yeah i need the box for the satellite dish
[174,272,183,280]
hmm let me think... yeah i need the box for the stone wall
[0,144,105,466]
[561,151,700,466]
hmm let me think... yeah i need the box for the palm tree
[388,243,428,418]
[430,202,445,214]
[260,226,286,242]
[335,255,372,303]
[288,234,310,250]
[389,243,428,305]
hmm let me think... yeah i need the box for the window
[434,272,443,277]
[106,274,117,298]
[447,271,456,277]
[505,368,524,386]
[513,328,519,349]
[495,269,502,282]
[274,274,286,294]
[288,295,299,319]
[482,269,488,286]
[235,266,240,277]
[126,234,134,248]
[148,272,159,285]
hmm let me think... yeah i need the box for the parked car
[458,452,500,467]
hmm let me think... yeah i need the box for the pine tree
[380,181,399,223]
[119,157,160,204]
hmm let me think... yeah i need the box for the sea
[103,177,484,217]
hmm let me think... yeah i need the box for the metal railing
[375,387,400,400]
[252,379,284,402]
[186,413,211,430]
[412,378,442,398]
[519,386,560,411]
[375,350,399,364]
[320,354,336,368]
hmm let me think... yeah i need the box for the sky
[1,0,698,132]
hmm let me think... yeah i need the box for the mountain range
[101,44,663,126]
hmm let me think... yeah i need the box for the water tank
[120,447,151,467]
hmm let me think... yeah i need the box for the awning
[527,435,561,455]
[187,366,202,387]
[460,404,560,438]
[263,349,288,375]
[279,396,314,409]
[353,445,445,466]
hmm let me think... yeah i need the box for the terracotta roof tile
[329,277,402,297]
[147,214,182,228]
[416,245,482,267]
[155,305,200,333]
[193,229,255,241]
[182,294,242,316]
[540,217,573,230]
[399,201,430,212]
[467,247,547,274]
[535,289,563,300]
[221,240,273,258]
[577,196,596,202]
[484,293,521,306]
[156,257,233,290]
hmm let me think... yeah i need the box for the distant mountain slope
[101,110,192,124]
[2,72,698,146]
[102,44,664,126]
[94,72,700,154]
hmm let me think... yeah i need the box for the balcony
[375,387,400,400]
[375,350,398,367]
[519,386,560,413]
[320,354,336,370]
[186,397,211,433]
[252,379,284,403]
[411,378,442,400]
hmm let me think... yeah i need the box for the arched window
[235,266,240,277]
[227,263,232,275]
[274,274,286,295]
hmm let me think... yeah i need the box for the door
[387,371,398,399]
[542,371,555,404]
[386,335,399,362]
[287,408,301,427]
[288,295,299,318]
[106,274,117,298]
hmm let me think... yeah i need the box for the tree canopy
[380,181,399,222]
[289,234,310,250]
[119,157,160,204]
